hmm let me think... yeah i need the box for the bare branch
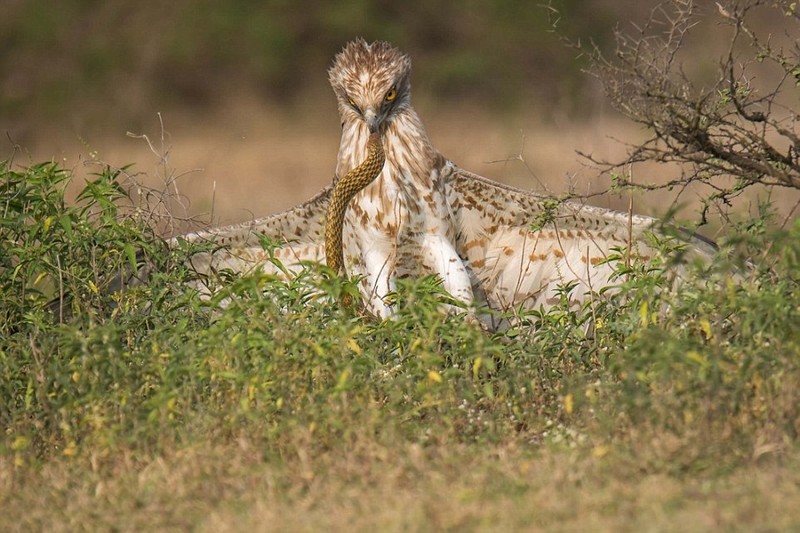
[570,0,800,224]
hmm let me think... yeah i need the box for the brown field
[4,439,800,532]
[12,94,795,241]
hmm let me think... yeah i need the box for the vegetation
[575,0,800,222]
[1,155,799,529]
[2,1,799,530]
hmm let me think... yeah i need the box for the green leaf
[124,243,138,271]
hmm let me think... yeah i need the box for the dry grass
[3,441,799,532]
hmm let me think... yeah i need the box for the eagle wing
[180,185,332,279]
[445,165,714,317]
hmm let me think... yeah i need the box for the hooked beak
[363,108,381,133]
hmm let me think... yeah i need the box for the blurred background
[2,0,795,232]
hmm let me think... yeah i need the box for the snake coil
[325,132,386,304]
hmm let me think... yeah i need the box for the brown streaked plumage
[182,38,715,330]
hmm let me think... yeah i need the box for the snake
[324,131,386,305]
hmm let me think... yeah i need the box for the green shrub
[1,161,798,478]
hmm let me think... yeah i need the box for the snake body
[325,132,385,301]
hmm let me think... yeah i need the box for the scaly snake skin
[325,132,386,303]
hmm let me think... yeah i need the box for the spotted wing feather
[180,185,332,279]
[445,166,712,318]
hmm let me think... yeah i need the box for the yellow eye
[385,87,397,102]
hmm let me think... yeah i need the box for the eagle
[180,38,714,330]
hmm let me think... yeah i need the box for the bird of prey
[181,38,713,329]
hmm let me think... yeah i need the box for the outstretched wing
[445,165,713,316]
[180,185,332,279]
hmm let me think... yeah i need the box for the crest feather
[328,38,412,99]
